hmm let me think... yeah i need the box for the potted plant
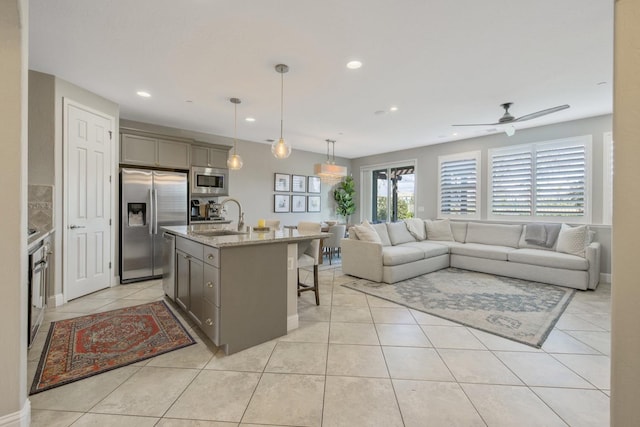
[333,176,356,224]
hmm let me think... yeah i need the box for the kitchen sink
[191,229,247,237]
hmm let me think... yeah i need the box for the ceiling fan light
[504,125,516,136]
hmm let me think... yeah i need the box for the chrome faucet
[218,198,244,231]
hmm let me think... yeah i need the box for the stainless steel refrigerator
[120,168,188,283]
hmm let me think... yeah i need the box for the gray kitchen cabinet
[120,133,190,169]
[169,233,287,354]
[175,237,206,326]
[191,144,228,168]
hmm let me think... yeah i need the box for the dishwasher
[162,232,176,301]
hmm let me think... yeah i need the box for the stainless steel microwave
[191,166,228,196]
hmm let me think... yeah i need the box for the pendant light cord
[233,102,238,156]
[280,71,284,140]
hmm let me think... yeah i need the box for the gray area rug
[343,268,575,348]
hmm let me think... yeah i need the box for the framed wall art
[274,194,290,212]
[308,176,321,193]
[274,173,290,192]
[307,195,321,212]
[291,195,306,212]
[292,174,307,193]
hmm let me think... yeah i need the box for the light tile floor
[28,265,611,426]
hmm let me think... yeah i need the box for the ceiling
[28,0,613,159]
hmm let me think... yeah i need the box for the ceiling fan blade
[513,104,570,122]
[452,122,499,127]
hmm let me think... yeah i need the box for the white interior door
[64,99,113,300]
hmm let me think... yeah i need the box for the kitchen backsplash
[28,184,54,232]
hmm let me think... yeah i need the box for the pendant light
[272,64,292,159]
[314,139,347,183]
[227,97,243,170]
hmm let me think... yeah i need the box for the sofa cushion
[450,243,516,261]
[404,218,427,240]
[400,241,450,258]
[387,222,416,245]
[450,221,468,243]
[465,222,522,248]
[372,223,392,246]
[352,220,382,244]
[425,219,454,241]
[556,224,588,257]
[508,248,588,271]
[382,246,424,266]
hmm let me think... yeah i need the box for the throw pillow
[387,221,417,245]
[352,220,382,244]
[425,219,454,241]
[556,224,588,257]
[404,218,427,240]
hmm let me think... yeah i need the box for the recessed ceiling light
[245,117,256,122]
[374,110,386,115]
[390,106,398,112]
[452,132,459,136]
[136,91,151,98]
[346,60,362,69]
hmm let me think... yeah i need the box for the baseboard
[0,399,30,427]
[287,314,299,331]
[47,293,65,307]
[600,273,612,284]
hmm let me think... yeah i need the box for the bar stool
[296,221,321,305]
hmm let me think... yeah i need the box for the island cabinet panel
[191,144,228,168]
[171,234,288,354]
[120,133,190,169]
[175,238,206,326]
[218,243,287,354]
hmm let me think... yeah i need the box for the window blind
[491,150,532,216]
[488,137,590,221]
[439,157,478,216]
[535,145,586,216]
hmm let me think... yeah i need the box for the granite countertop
[163,225,329,248]
[28,228,55,250]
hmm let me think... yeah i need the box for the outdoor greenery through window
[488,136,591,222]
[438,151,481,219]
[372,165,415,222]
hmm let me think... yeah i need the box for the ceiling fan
[452,102,570,136]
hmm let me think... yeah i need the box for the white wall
[611,0,640,424]
[0,0,29,424]
[350,115,613,274]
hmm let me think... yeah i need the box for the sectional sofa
[341,220,600,290]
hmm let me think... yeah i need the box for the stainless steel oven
[28,238,50,347]
[191,166,228,196]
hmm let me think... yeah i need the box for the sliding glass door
[371,165,415,223]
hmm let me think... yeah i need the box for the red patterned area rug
[30,300,195,395]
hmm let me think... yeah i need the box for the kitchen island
[162,225,327,354]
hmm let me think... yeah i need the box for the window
[360,160,417,223]
[438,151,481,219]
[488,136,592,222]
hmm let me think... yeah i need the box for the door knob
[69,225,86,229]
